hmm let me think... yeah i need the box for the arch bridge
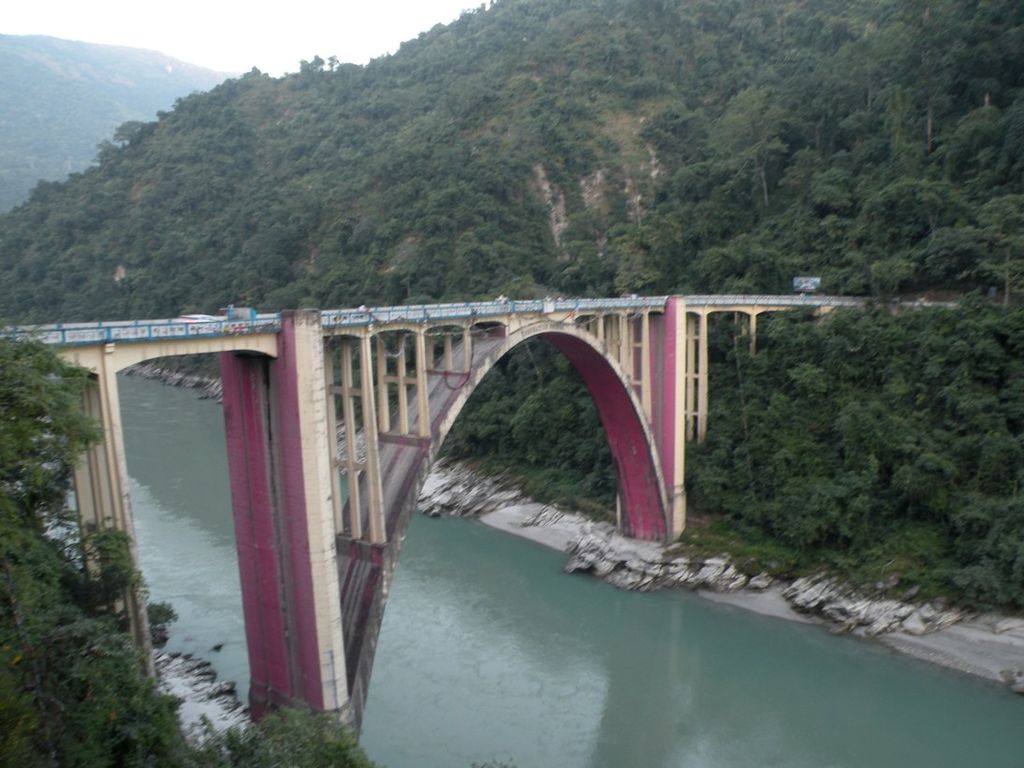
[10,294,862,725]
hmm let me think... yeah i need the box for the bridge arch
[416,321,669,541]
[322,318,672,722]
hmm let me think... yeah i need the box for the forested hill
[0,35,228,212]
[0,0,1022,323]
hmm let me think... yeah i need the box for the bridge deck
[5,295,881,348]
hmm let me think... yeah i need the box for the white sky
[4,0,480,76]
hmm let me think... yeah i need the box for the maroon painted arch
[539,332,667,540]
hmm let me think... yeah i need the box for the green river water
[119,375,1024,768]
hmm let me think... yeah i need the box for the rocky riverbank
[419,461,1024,696]
[154,650,248,740]
[124,362,222,400]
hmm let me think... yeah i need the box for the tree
[977,195,1024,306]
[187,709,377,768]
[0,339,97,529]
[710,87,788,208]
[0,339,183,766]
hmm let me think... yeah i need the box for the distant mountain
[0,34,229,211]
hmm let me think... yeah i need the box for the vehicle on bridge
[174,313,223,323]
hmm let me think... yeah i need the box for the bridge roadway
[8,293,866,347]
[8,294,865,725]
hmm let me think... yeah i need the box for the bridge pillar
[396,337,411,434]
[618,313,631,373]
[683,313,696,440]
[220,310,347,719]
[641,311,653,420]
[374,337,391,433]
[337,338,364,539]
[697,309,709,442]
[462,325,473,372]
[72,350,152,670]
[414,328,431,438]
[650,298,688,538]
[358,334,387,545]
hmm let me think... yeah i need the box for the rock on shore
[418,464,526,517]
[154,650,248,740]
[124,362,222,400]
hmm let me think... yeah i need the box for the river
[119,375,1024,768]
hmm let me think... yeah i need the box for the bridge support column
[375,337,391,433]
[337,339,363,539]
[618,313,631,373]
[220,310,347,719]
[641,311,652,420]
[359,335,386,544]
[462,325,473,373]
[697,309,709,443]
[651,298,688,538]
[442,333,453,371]
[607,315,620,360]
[323,356,345,535]
[72,351,152,670]
[414,328,430,438]
[684,314,697,441]
[397,337,410,434]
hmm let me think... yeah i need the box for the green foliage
[0,339,184,767]
[444,341,616,511]
[976,194,1024,305]
[688,302,1024,608]
[0,339,98,526]
[672,519,802,577]
[187,709,376,768]
[1,0,1022,320]
[147,601,178,642]
[18,616,183,768]
[0,340,377,767]
[80,528,140,612]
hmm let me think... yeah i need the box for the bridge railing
[319,296,670,329]
[4,314,283,347]
[7,294,890,346]
[683,294,867,308]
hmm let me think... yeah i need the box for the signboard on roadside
[793,276,822,293]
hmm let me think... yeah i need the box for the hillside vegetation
[1,0,1023,608]
[0,0,1021,321]
[690,301,1024,608]
[0,35,227,212]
